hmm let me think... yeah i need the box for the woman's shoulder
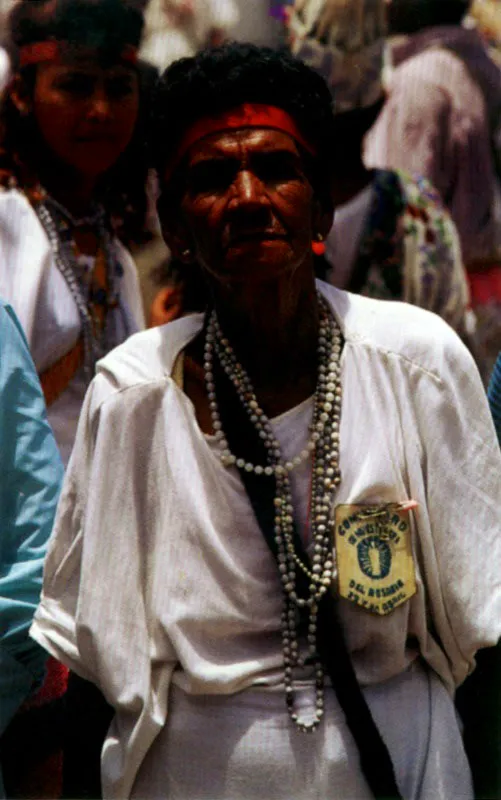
[0,186,38,218]
[0,186,49,246]
[320,281,474,383]
[96,312,204,395]
[0,188,52,340]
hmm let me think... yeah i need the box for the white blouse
[31,282,501,797]
[0,188,145,464]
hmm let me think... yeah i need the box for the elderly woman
[31,45,501,799]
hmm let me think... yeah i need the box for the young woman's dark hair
[0,0,149,239]
[151,42,338,211]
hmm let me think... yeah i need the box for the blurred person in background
[0,0,146,469]
[366,0,501,379]
[140,0,239,72]
[233,0,283,47]
[0,300,63,799]
[469,0,501,63]
[285,0,472,343]
[0,0,146,795]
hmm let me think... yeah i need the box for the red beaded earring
[312,234,326,256]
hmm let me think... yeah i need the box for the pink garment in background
[365,25,501,266]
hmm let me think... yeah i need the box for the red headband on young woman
[19,40,138,68]
[165,103,317,179]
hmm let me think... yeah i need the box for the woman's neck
[37,162,98,217]
[210,271,320,413]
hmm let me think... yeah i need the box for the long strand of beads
[35,199,118,379]
[204,293,343,733]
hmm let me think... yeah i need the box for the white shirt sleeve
[409,326,501,684]
[30,373,172,797]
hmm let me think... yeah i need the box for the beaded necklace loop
[204,294,343,732]
[35,194,121,380]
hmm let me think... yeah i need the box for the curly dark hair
[0,0,151,241]
[151,43,338,210]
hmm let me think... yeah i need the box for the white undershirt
[205,395,315,547]
[326,183,374,289]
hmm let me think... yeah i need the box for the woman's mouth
[227,231,287,247]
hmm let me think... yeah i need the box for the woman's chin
[213,253,310,287]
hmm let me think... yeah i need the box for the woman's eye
[106,78,135,99]
[187,163,235,194]
[57,75,94,97]
[257,157,298,184]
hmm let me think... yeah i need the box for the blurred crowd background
[2,0,501,361]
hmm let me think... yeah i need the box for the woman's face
[31,55,140,179]
[167,128,323,288]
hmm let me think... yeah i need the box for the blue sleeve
[0,302,64,738]
[488,353,501,448]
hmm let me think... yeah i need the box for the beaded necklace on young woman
[34,193,122,379]
[204,294,343,733]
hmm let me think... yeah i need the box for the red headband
[166,103,316,179]
[19,41,138,68]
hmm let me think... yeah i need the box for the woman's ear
[9,74,32,116]
[312,195,335,242]
[157,191,196,265]
[149,285,183,327]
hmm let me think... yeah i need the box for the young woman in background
[0,0,146,468]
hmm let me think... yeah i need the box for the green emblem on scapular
[357,535,392,579]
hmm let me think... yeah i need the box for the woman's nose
[233,169,267,209]
[88,87,112,120]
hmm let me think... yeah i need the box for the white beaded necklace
[35,197,119,379]
[204,293,343,732]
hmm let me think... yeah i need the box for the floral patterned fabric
[339,169,471,341]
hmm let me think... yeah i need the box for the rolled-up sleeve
[413,330,501,682]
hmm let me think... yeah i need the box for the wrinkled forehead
[185,127,303,165]
[162,103,316,182]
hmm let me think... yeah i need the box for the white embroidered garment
[31,282,501,797]
[0,188,145,465]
